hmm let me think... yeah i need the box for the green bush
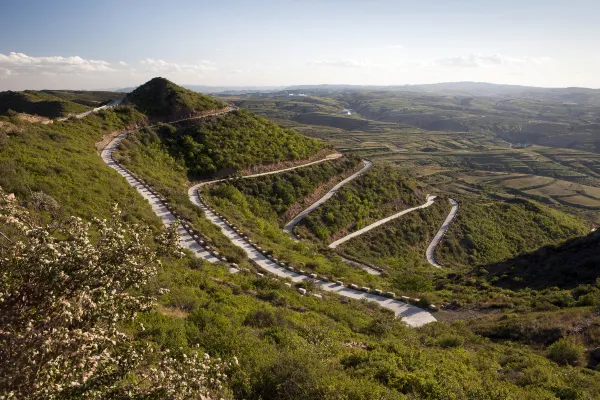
[301,165,424,241]
[547,337,586,366]
[576,293,599,307]
[436,334,465,348]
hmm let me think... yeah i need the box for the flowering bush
[0,188,231,399]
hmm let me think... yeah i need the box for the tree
[0,188,232,399]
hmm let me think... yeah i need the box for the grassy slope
[126,77,225,118]
[136,109,326,178]
[41,90,123,107]
[298,165,425,241]
[145,255,600,399]
[113,127,250,264]
[219,154,362,222]
[437,197,589,268]
[339,199,450,271]
[115,115,388,289]
[0,107,158,224]
[481,230,600,290]
[0,90,90,118]
[117,129,600,397]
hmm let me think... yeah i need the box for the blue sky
[1,0,599,89]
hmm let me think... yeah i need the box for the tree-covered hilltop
[118,109,326,178]
[0,90,91,118]
[125,77,226,118]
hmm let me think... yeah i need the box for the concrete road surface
[425,199,459,268]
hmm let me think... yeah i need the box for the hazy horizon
[2,0,600,90]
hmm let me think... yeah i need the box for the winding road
[74,98,124,119]
[99,114,436,327]
[187,160,436,326]
[101,134,221,263]
[188,186,435,327]
[425,199,459,268]
[283,160,373,237]
[188,153,342,190]
[328,195,437,249]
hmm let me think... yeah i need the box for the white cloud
[139,58,217,74]
[384,44,404,49]
[432,53,551,68]
[0,52,115,74]
[307,59,378,68]
[0,68,12,79]
[119,61,128,66]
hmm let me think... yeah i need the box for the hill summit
[125,77,226,119]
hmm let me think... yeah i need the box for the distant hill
[117,84,283,95]
[480,230,600,290]
[0,90,90,119]
[403,82,600,105]
[124,77,226,119]
[40,90,123,108]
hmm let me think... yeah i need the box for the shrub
[576,293,599,307]
[365,316,395,337]
[244,309,278,328]
[0,189,231,399]
[437,334,465,348]
[547,337,586,366]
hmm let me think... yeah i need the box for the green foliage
[339,200,448,272]
[0,107,157,223]
[0,90,90,118]
[4,82,600,398]
[126,77,225,117]
[300,165,424,240]
[438,197,589,268]
[211,155,360,220]
[547,337,586,366]
[469,308,600,349]
[148,258,600,400]
[436,334,465,348]
[159,109,325,178]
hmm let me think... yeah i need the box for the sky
[1,0,600,90]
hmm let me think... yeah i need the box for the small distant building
[342,109,352,115]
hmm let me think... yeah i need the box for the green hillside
[298,165,425,240]
[437,197,589,268]
[118,109,326,178]
[41,89,123,107]
[0,106,159,223]
[217,155,361,223]
[125,77,226,118]
[2,78,600,398]
[0,90,90,118]
[481,230,600,290]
